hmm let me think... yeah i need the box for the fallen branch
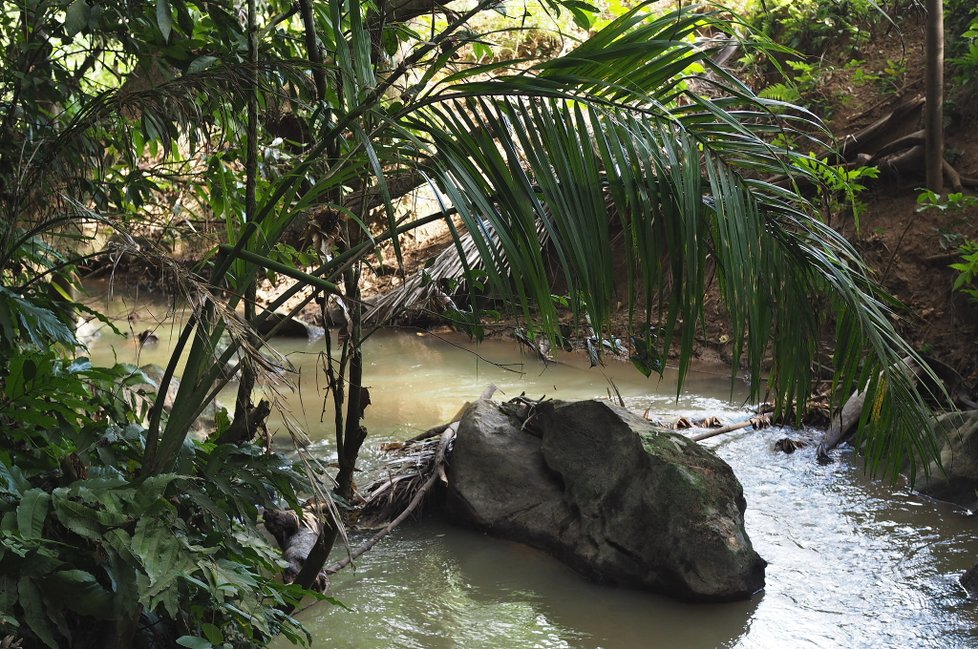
[404,420,453,444]
[325,423,457,574]
[404,385,496,443]
[815,388,866,458]
[689,413,771,442]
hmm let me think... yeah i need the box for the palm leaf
[384,5,946,478]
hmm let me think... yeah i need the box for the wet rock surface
[916,410,978,510]
[444,398,766,602]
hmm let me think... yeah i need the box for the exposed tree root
[871,129,924,160]
[943,159,964,192]
[838,95,924,161]
[834,96,970,193]
[876,143,925,175]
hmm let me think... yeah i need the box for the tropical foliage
[0,0,949,645]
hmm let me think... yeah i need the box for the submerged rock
[961,561,978,599]
[254,311,324,340]
[444,399,766,602]
[915,410,978,510]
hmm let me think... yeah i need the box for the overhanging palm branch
[377,5,944,479]
[143,2,943,483]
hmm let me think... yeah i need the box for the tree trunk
[925,0,944,193]
[230,0,261,439]
[335,258,366,501]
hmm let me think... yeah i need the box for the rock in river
[915,410,978,510]
[444,399,766,602]
[254,311,324,340]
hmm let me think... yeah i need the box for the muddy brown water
[82,296,978,649]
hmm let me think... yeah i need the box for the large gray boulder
[444,399,766,602]
[915,410,978,509]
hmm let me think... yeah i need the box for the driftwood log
[263,507,331,590]
[812,355,974,462]
[814,389,867,463]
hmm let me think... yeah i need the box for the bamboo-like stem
[230,0,261,443]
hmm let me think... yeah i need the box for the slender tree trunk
[297,0,326,100]
[925,0,944,193]
[231,0,261,438]
[335,253,365,501]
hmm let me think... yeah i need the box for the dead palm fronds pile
[356,422,458,529]
[354,388,497,532]
[363,219,550,326]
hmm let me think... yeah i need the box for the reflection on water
[79,292,978,649]
[278,329,752,446]
[290,517,760,649]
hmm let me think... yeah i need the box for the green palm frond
[384,5,945,478]
[137,2,943,481]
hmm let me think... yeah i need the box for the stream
[82,292,978,649]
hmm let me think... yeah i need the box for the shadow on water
[290,515,760,649]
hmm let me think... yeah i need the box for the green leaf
[131,474,179,512]
[51,493,101,540]
[132,517,197,610]
[569,6,594,30]
[187,55,218,74]
[176,636,213,648]
[201,622,223,644]
[42,570,114,620]
[102,529,141,618]
[472,41,493,61]
[16,489,50,539]
[18,578,59,648]
[0,462,29,497]
[0,577,17,626]
[382,28,399,57]
[157,0,173,41]
[64,0,90,36]
[0,286,75,347]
